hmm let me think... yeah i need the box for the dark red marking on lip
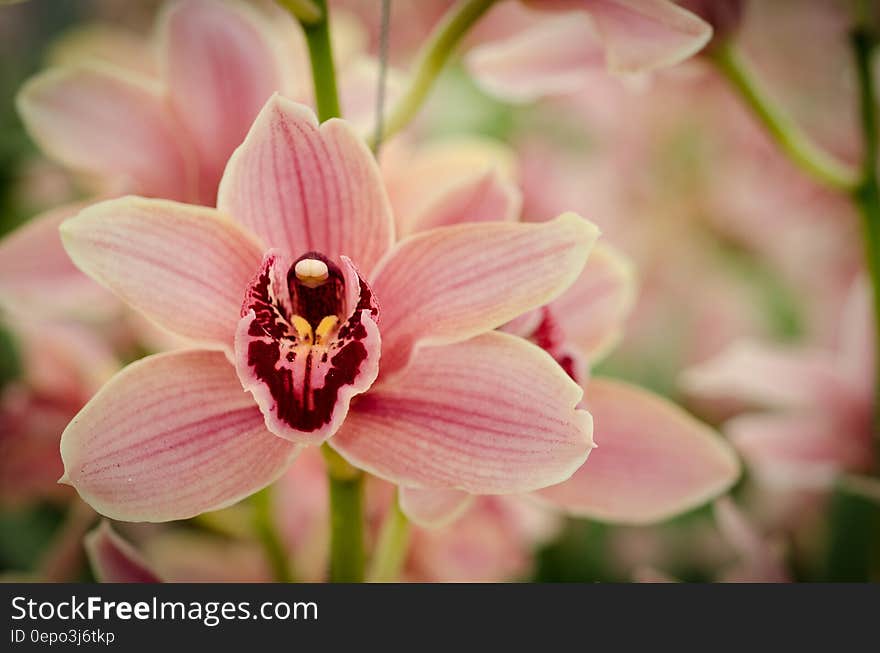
[238,252,380,435]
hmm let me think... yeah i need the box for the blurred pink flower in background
[631,497,790,583]
[17,0,295,205]
[0,314,116,506]
[682,278,874,491]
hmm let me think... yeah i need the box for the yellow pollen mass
[294,258,329,287]
[290,315,314,343]
[315,315,340,345]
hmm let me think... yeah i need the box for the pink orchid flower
[465,0,712,102]
[682,278,874,490]
[58,95,599,522]
[16,0,298,205]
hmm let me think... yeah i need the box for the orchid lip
[234,249,381,444]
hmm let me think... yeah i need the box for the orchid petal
[217,95,395,276]
[466,14,607,102]
[727,413,872,489]
[331,331,593,494]
[142,531,270,582]
[681,340,849,410]
[382,138,520,236]
[16,64,194,200]
[60,350,300,522]
[48,23,158,77]
[537,378,739,524]
[85,522,162,583]
[399,487,474,528]
[60,196,264,350]
[527,0,712,73]
[402,168,521,236]
[372,213,599,377]
[159,0,290,204]
[550,242,636,364]
[0,203,115,318]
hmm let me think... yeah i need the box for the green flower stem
[710,43,859,193]
[368,0,500,149]
[368,491,411,582]
[322,445,366,582]
[822,22,880,583]
[290,0,342,121]
[851,26,880,441]
[276,0,321,24]
[251,486,296,583]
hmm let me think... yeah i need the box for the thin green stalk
[275,0,321,24]
[368,491,411,582]
[290,0,342,121]
[822,22,880,583]
[710,43,859,192]
[851,26,880,440]
[368,0,499,148]
[251,486,295,583]
[322,446,366,582]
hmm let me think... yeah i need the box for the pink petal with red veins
[60,350,300,522]
[217,95,395,276]
[16,64,195,201]
[60,196,264,351]
[331,331,593,494]
[0,203,116,318]
[537,378,739,524]
[85,522,162,583]
[681,340,850,410]
[550,242,636,364]
[159,0,290,205]
[727,413,873,489]
[466,14,607,102]
[372,212,599,378]
[235,252,381,444]
[399,487,475,528]
[526,0,712,73]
